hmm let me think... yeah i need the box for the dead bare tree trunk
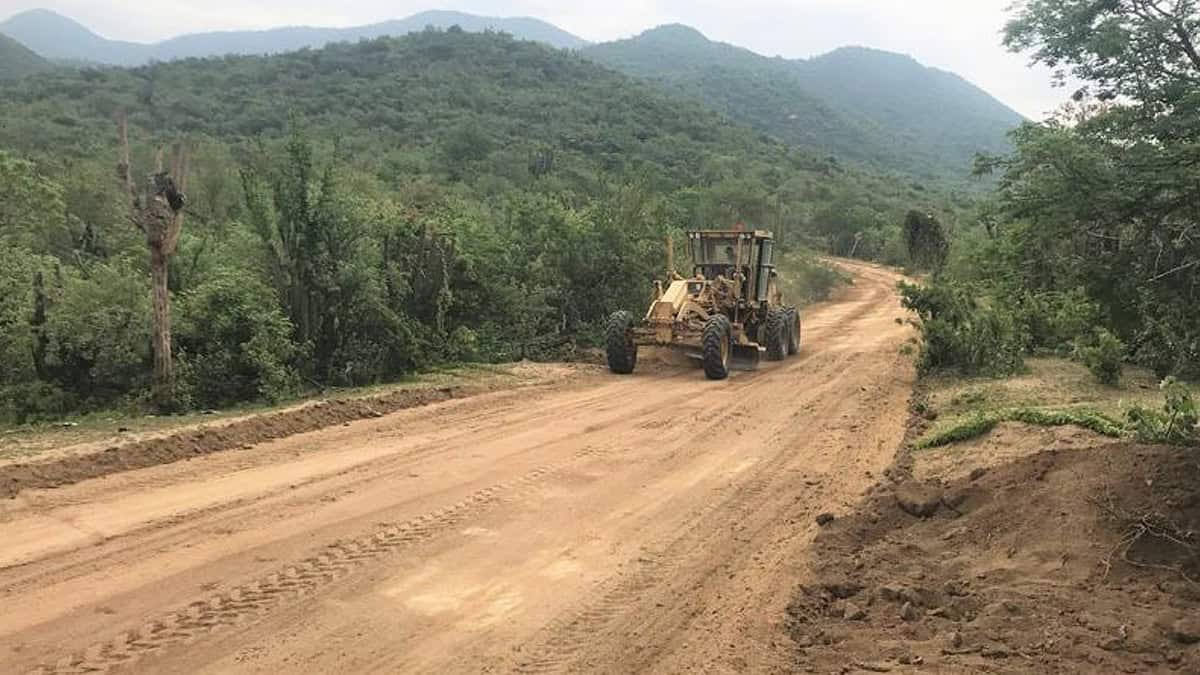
[117,113,187,411]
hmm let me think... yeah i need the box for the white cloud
[1,0,1069,117]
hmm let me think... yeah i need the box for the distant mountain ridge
[0,10,1024,181]
[586,25,1025,181]
[0,32,52,79]
[0,9,589,65]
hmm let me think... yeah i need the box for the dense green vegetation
[902,1,1200,391]
[0,33,51,80]
[0,29,948,422]
[586,25,1024,183]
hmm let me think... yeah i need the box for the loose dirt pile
[1,384,495,499]
[0,363,587,500]
[790,437,1200,673]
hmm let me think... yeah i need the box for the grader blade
[731,344,763,371]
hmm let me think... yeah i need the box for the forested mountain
[2,10,1023,183]
[0,29,951,420]
[0,8,588,66]
[0,33,51,79]
[794,47,1025,176]
[586,25,1024,181]
[0,28,918,211]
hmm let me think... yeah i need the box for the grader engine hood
[646,279,708,344]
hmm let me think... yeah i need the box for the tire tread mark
[30,447,607,674]
[513,442,800,674]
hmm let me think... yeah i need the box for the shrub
[779,252,851,305]
[1018,288,1099,354]
[903,211,949,275]
[900,281,1025,377]
[41,259,152,407]
[1132,305,1200,379]
[176,271,300,408]
[1127,377,1199,445]
[1074,328,1125,386]
[0,248,55,389]
[0,381,73,424]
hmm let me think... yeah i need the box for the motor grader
[605,228,801,380]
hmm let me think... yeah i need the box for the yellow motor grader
[606,228,801,380]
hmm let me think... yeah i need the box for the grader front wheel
[702,315,732,380]
[764,308,788,361]
[605,311,638,374]
[786,308,801,356]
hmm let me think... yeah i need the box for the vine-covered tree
[904,210,949,275]
[116,113,188,410]
[989,0,1200,375]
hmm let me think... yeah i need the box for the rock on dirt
[842,601,867,621]
[815,512,836,527]
[894,480,943,518]
[1168,617,1200,644]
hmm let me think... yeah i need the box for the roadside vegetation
[900,1,1200,446]
[914,358,1199,450]
[0,29,953,425]
[776,251,852,306]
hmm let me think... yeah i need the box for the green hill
[1,11,1022,183]
[0,28,934,221]
[0,33,52,79]
[586,25,1024,182]
[0,8,588,66]
[794,47,1025,176]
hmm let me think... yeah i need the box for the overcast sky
[2,0,1070,118]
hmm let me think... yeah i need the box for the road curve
[0,260,914,674]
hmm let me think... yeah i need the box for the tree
[116,113,188,409]
[1005,0,1200,106]
[904,211,949,275]
[0,150,67,253]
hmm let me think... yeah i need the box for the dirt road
[0,261,913,675]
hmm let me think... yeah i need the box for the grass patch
[913,357,1200,450]
[916,406,1125,450]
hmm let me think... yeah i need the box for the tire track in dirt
[25,366,787,673]
[31,445,614,674]
[506,263,907,674]
[1,259,912,675]
[0,374,696,578]
[509,350,865,673]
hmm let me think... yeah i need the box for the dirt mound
[0,385,485,499]
[790,442,1200,673]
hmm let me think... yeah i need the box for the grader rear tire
[702,315,732,380]
[764,308,788,361]
[605,311,638,374]
[786,308,801,356]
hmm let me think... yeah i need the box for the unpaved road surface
[0,262,913,674]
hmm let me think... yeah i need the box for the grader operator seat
[688,230,774,302]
